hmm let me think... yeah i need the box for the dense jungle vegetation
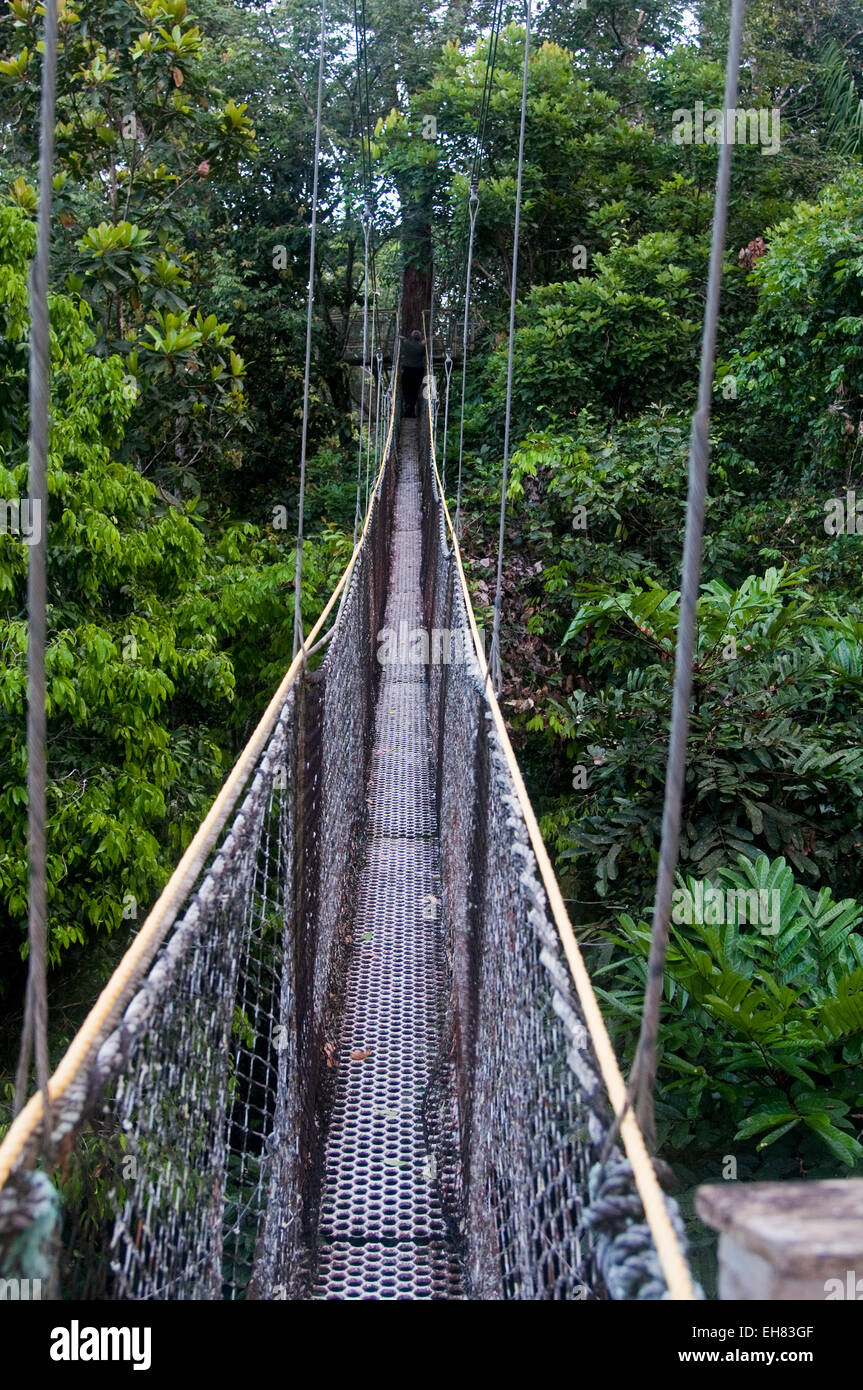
[2,0,863,1222]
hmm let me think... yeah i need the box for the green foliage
[599,856,863,1168]
[0,204,224,963]
[819,39,863,155]
[480,231,702,435]
[540,564,863,911]
[2,0,863,1211]
[726,169,863,483]
[507,409,692,603]
[0,203,333,973]
[446,26,863,1190]
[0,0,258,498]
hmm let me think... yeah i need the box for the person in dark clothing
[400,329,426,417]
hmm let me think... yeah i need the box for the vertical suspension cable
[364,281,378,512]
[431,285,440,449]
[351,0,379,542]
[630,0,747,1156]
[15,0,59,1139]
[489,3,531,697]
[454,0,506,537]
[429,278,440,455]
[352,0,374,202]
[441,350,453,495]
[374,346,383,474]
[429,275,435,387]
[471,0,506,190]
[366,206,382,494]
[353,210,371,545]
[388,304,399,420]
[454,186,479,537]
[381,312,394,448]
[292,0,328,658]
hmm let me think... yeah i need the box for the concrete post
[696,1179,863,1300]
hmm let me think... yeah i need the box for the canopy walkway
[0,0,766,1306]
[0,370,695,1301]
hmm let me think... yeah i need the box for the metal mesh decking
[309,422,463,1300]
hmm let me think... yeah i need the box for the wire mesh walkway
[309,421,463,1299]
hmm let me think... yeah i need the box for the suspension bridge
[0,0,765,1301]
[0,343,697,1300]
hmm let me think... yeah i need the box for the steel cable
[14,0,59,1146]
[292,0,328,658]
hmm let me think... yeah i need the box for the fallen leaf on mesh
[350,1048,372,1061]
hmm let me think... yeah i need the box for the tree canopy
[3,0,863,1202]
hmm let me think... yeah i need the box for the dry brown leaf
[349,1048,372,1062]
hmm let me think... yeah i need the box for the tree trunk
[399,193,434,334]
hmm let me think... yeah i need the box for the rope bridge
[0,0,763,1305]
[0,359,696,1301]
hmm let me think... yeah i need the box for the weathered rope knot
[584,1153,703,1301]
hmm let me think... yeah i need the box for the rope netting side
[296,378,399,1278]
[417,402,697,1300]
[0,388,402,1301]
[6,697,305,1299]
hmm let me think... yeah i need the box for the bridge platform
[309,421,464,1300]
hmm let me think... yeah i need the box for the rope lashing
[353,209,372,547]
[0,1170,61,1289]
[292,0,328,659]
[455,183,479,538]
[489,1,531,698]
[441,351,453,494]
[629,0,747,1156]
[584,1153,700,1300]
[15,0,59,1145]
